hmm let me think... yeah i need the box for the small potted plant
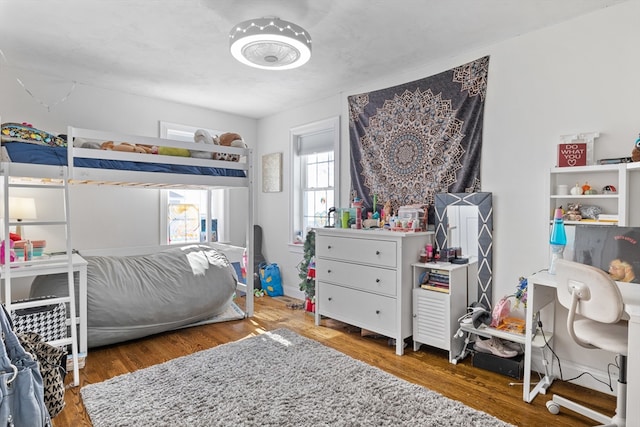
[296,230,316,312]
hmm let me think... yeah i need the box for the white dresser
[314,228,432,355]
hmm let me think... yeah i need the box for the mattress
[3,142,246,177]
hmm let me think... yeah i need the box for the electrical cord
[540,319,617,392]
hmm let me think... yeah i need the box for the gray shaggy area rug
[81,328,513,427]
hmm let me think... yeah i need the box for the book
[598,157,632,165]
[597,214,619,221]
[421,284,450,293]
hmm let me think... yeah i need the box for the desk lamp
[9,197,37,239]
[549,207,567,274]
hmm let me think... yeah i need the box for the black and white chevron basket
[9,296,67,342]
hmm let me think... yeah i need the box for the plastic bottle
[352,197,363,229]
[25,240,33,261]
[549,208,567,274]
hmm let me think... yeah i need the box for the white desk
[528,271,640,419]
[1,254,88,354]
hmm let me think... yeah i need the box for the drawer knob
[328,245,332,249]
[375,278,380,283]
[327,269,332,273]
[328,297,332,301]
[375,310,380,315]
[376,250,380,255]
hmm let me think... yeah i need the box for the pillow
[1,122,67,147]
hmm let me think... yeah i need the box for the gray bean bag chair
[30,245,238,348]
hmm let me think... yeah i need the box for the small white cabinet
[412,262,468,363]
[314,228,431,355]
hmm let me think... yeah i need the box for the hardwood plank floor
[55,295,616,426]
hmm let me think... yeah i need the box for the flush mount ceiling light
[229,17,311,70]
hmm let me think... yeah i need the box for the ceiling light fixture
[229,17,311,70]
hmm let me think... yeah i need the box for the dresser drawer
[316,235,397,268]
[317,282,396,336]
[316,258,396,296]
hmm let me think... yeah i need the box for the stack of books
[420,269,450,293]
[597,214,619,223]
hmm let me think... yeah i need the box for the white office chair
[546,259,628,427]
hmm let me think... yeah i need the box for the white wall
[1,69,258,250]
[256,2,640,393]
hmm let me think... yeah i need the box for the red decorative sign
[557,142,587,167]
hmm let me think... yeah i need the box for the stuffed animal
[191,129,216,159]
[214,132,246,162]
[632,133,640,162]
[101,141,154,154]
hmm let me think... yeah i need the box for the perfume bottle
[549,208,567,274]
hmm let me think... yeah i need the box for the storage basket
[9,296,67,342]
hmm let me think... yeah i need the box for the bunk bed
[1,123,255,351]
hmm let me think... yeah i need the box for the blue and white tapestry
[348,56,490,214]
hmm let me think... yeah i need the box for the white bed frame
[2,125,256,316]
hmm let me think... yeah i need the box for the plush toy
[214,132,246,162]
[191,129,216,159]
[101,141,154,154]
[632,133,640,162]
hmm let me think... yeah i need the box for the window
[290,117,340,244]
[165,189,220,244]
[159,121,226,244]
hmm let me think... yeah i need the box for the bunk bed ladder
[1,165,80,386]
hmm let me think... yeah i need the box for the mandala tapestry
[348,56,490,214]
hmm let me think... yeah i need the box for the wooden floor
[55,295,617,426]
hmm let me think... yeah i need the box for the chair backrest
[555,259,625,324]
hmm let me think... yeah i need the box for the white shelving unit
[548,164,626,226]
[411,261,469,363]
[1,163,81,386]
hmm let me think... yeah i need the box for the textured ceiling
[0,0,629,119]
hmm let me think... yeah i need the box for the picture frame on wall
[262,152,283,193]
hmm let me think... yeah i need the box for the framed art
[557,132,599,167]
[262,152,283,193]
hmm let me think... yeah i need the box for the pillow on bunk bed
[1,122,67,147]
[29,244,239,348]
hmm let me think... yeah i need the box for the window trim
[289,116,340,248]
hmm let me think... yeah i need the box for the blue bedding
[3,142,246,177]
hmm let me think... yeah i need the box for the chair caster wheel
[546,400,560,415]
[451,359,458,365]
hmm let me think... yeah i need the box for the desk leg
[79,266,87,355]
[626,312,640,422]
[523,286,535,403]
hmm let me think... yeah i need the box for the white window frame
[158,121,228,244]
[289,116,340,251]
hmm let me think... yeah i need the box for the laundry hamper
[9,296,67,342]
